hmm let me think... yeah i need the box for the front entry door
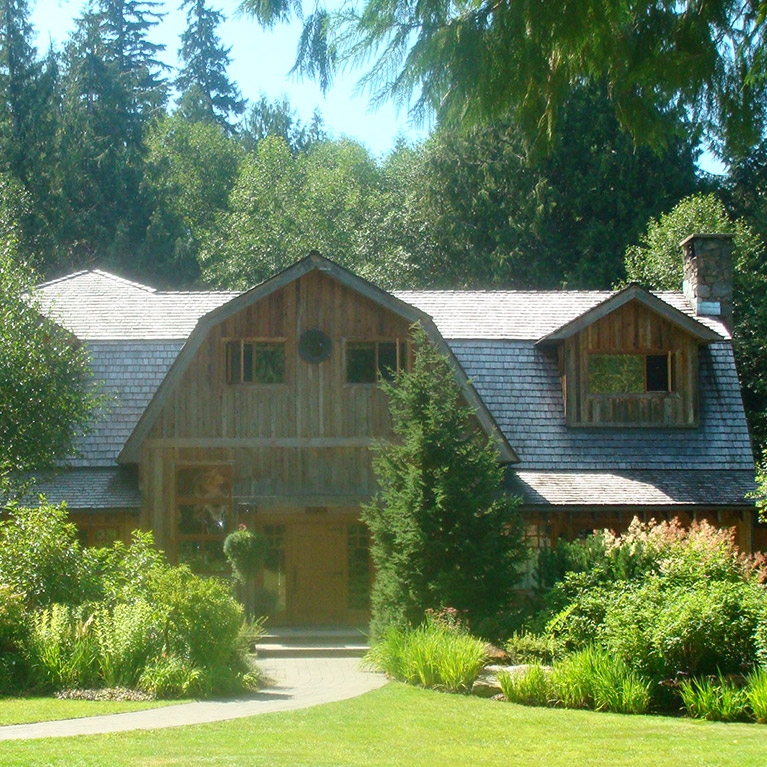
[288,523,347,624]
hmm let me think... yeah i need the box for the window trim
[344,338,410,385]
[224,338,287,386]
[587,351,674,396]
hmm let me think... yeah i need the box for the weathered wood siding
[564,299,700,427]
[138,271,412,550]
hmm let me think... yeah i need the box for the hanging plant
[223,526,267,582]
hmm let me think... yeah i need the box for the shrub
[364,617,488,693]
[94,600,165,688]
[224,527,267,582]
[26,604,101,691]
[505,632,564,665]
[498,665,552,706]
[746,668,767,724]
[0,584,29,693]
[138,654,210,699]
[145,566,244,669]
[549,647,651,715]
[602,579,767,678]
[0,503,104,608]
[678,673,748,722]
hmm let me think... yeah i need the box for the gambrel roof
[31,257,754,510]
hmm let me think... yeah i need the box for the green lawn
[1,683,766,766]
[0,696,184,726]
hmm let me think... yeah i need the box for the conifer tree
[175,0,245,134]
[362,325,526,638]
[56,0,167,270]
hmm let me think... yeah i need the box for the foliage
[600,579,767,679]
[678,673,749,722]
[240,94,327,154]
[223,526,267,582]
[199,135,392,289]
[363,617,488,693]
[389,86,699,290]
[548,647,651,715]
[504,632,564,666]
[533,518,767,687]
[497,665,552,707]
[137,653,210,698]
[0,250,99,474]
[143,115,245,286]
[362,325,525,638]
[0,503,103,608]
[26,604,101,691]
[0,584,29,692]
[241,0,766,159]
[0,504,257,698]
[746,668,767,724]
[175,0,245,133]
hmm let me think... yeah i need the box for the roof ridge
[90,270,157,293]
[36,270,92,290]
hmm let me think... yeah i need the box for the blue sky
[30,0,430,157]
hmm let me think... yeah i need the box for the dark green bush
[223,527,267,582]
[602,578,766,678]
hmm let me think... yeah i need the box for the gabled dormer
[537,285,724,428]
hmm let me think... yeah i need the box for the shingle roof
[395,290,731,340]
[36,270,238,340]
[509,469,755,506]
[32,269,753,511]
[448,339,753,471]
[22,467,142,509]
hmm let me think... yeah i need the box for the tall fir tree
[56,0,167,272]
[175,0,245,134]
[362,326,526,638]
[0,0,60,265]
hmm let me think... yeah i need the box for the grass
[0,696,185,726]
[1,683,766,766]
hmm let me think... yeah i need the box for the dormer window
[225,340,285,384]
[588,353,672,395]
[535,288,723,428]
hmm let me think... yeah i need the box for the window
[225,340,284,384]
[588,353,671,394]
[175,465,232,575]
[346,340,408,383]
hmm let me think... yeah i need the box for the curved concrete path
[0,657,387,741]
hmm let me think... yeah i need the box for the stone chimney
[680,233,734,331]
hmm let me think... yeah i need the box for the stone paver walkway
[0,657,387,741]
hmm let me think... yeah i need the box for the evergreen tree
[240,94,325,153]
[362,326,526,638]
[0,0,60,266]
[175,0,245,134]
[56,0,167,272]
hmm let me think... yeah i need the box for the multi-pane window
[346,340,408,384]
[225,340,285,384]
[175,465,232,575]
[588,353,671,394]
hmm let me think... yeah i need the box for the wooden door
[288,523,348,624]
